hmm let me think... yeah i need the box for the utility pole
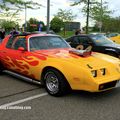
[86,0,90,34]
[100,0,103,33]
[25,4,27,32]
[47,0,50,34]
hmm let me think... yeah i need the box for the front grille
[99,80,117,90]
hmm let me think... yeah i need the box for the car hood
[34,48,119,69]
[102,43,120,49]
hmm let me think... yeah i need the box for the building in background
[65,22,81,31]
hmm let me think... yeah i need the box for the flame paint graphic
[2,56,47,79]
[1,49,85,80]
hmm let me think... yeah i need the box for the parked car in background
[32,30,55,34]
[106,33,120,44]
[106,33,119,38]
[0,33,120,96]
[66,34,120,58]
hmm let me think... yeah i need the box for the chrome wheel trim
[45,72,59,94]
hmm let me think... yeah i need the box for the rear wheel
[43,68,70,96]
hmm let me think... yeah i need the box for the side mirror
[18,47,25,51]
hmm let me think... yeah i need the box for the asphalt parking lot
[0,74,120,120]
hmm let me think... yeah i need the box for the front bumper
[99,80,118,90]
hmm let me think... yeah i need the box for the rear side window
[6,36,26,50]
[13,37,26,50]
[79,37,91,44]
[6,36,17,48]
[73,37,79,43]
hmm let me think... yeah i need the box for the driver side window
[6,36,26,50]
[6,36,17,48]
[13,38,26,50]
[73,37,80,44]
[79,37,92,45]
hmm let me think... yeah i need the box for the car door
[91,44,106,53]
[74,36,94,50]
[79,36,93,49]
[83,37,106,53]
[1,36,30,76]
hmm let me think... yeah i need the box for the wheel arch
[0,60,4,73]
[41,66,71,89]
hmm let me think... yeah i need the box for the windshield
[89,34,114,45]
[29,36,70,51]
[106,33,119,38]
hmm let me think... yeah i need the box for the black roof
[66,33,106,39]
[12,32,56,37]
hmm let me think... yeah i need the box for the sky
[16,0,120,27]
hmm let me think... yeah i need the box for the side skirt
[3,70,41,85]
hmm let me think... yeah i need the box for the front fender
[40,60,96,90]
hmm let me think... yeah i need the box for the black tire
[0,63,4,74]
[43,68,70,97]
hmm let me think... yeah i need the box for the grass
[57,31,75,38]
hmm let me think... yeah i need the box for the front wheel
[43,69,70,97]
[0,63,4,74]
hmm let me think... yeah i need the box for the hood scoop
[69,46,92,57]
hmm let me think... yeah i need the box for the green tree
[55,9,76,22]
[50,17,64,33]
[0,20,19,33]
[71,0,112,33]
[0,0,42,11]
[54,9,76,36]
[0,0,42,32]
[89,2,111,21]
[0,9,20,22]
[101,17,120,32]
[89,1,112,32]
[24,18,46,32]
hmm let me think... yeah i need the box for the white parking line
[0,93,48,108]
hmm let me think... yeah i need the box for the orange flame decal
[2,55,47,79]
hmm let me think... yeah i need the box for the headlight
[100,68,106,75]
[91,70,97,77]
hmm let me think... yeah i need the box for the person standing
[0,28,5,43]
[75,29,81,35]
[10,27,19,36]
